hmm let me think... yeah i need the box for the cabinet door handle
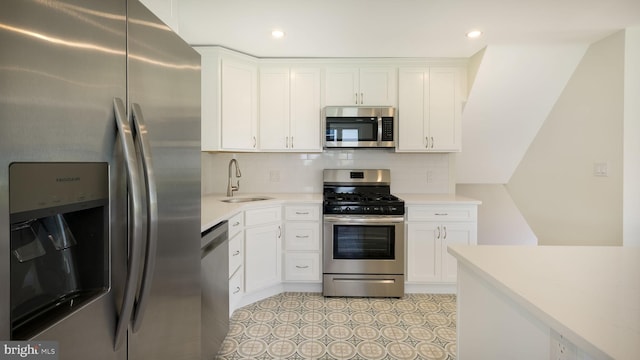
[285,136,289,148]
[295,211,309,215]
[252,136,257,148]
[295,235,309,239]
[360,92,364,104]
[232,250,240,256]
[425,136,429,149]
[430,136,434,149]
[291,136,294,148]
[233,286,241,294]
[436,226,441,239]
[278,225,282,238]
[296,265,310,269]
[354,92,358,104]
[443,226,447,240]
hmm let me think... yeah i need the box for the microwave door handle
[130,103,158,333]
[112,98,145,351]
[377,115,383,145]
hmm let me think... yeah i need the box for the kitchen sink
[220,196,272,203]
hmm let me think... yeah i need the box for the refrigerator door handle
[130,103,158,333]
[113,98,145,350]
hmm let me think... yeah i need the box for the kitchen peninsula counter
[448,245,640,360]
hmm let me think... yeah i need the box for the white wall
[624,26,640,247]
[202,150,451,195]
[456,44,587,183]
[507,31,625,246]
[456,184,537,245]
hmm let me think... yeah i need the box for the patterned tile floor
[216,292,457,360]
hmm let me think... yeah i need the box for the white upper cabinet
[324,67,396,106]
[221,59,258,150]
[259,66,321,151]
[196,47,258,151]
[397,67,463,152]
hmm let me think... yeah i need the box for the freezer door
[0,1,127,359]
[126,1,202,360]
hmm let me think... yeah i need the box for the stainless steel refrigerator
[0,1,201,359]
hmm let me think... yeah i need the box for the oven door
[323,215,404,275]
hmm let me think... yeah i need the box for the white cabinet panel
[245,223,282,292]
[284,205,320,221]
[229,232,243,277]
[221,59,258,150]
[325,67,396,106]
[406,204,477,285]
[284,253,320,281]
[289,68,321,151]
[285,222,319,251]
[228,212,244,238]
[245,206,282,226]
[397,67,462,152]
[406,223,439,282]
[259,66,321,151]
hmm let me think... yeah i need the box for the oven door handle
[323,215,405,224]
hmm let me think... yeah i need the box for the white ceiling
[177,0,640,58]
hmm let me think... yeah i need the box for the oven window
[325,118,377,142]
[333,225,395,260]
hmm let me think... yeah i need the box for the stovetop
[323,190,405,215]
[322,169,405,215]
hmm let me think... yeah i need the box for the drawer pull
[232,221,241,227]
[295,211,310,215]
[295,235,309,239]
[232,250,240,256]
[434,213,448,216]
[295,265,309,269]
[233,287,241,294]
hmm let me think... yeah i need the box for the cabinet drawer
[229,232,243,278]
[228,212,244,237]
[285,205,320,221]
[229,268,243,304]
[284,253,320,281]
[285,222,320,251]
[407,205,477,222]
[245,206,282,226]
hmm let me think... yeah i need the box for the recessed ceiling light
[271,30,285,39]
[466,30,483,39]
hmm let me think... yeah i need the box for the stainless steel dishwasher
[201,220,229,359]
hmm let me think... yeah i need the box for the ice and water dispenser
[9,162,109,339]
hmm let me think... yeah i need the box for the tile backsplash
[202,150,451,195]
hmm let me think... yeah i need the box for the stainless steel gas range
[322,169,405,297]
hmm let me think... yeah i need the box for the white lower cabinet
[244,206,282,293]
[228,212,244,314]
[406,205,477,284]
[283,204,321,282]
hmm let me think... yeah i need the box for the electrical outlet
[550,329,577,360]
[426,170,434,183]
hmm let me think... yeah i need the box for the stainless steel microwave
[323,106,396,148]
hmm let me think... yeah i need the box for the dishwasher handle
[202,221,228,258]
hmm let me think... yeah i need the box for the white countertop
[201,193,323,232]
[448,245,640,360]
[395,193,481,205]
[201,192,481,232]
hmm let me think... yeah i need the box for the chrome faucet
[227,159,241,196]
